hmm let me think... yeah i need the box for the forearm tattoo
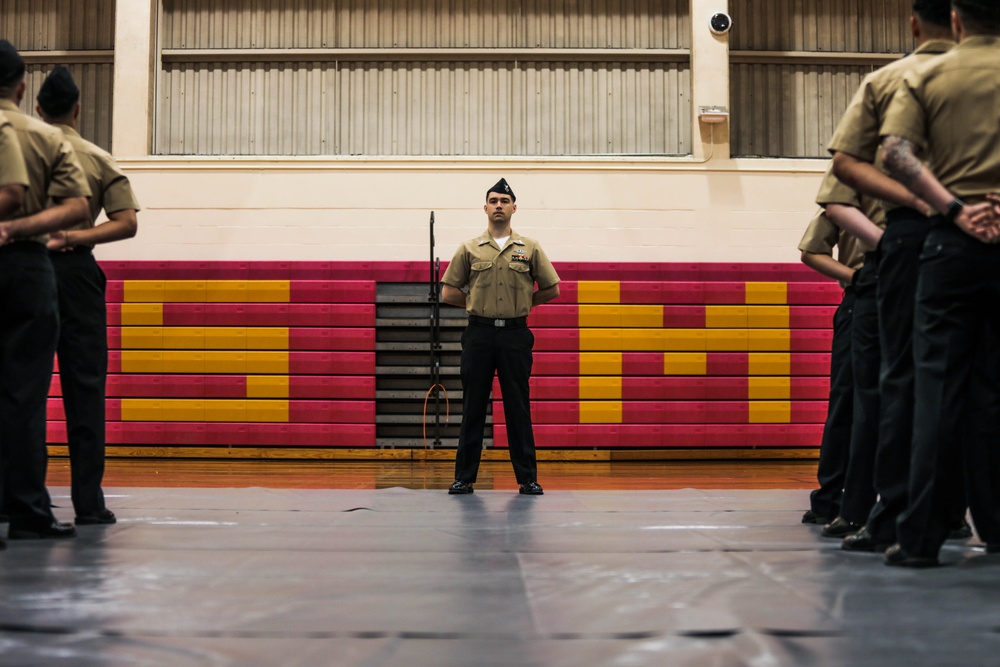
[881,135,923,188]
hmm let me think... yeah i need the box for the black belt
[50,245,93,255]
[468,315,527,328]
[886,207,931,223]
[0,240,47,255]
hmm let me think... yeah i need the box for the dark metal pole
[428,212,442,447]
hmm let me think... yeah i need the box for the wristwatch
[945,198,965,223]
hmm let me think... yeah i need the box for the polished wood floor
[46,457,819,491]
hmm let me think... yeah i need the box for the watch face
[710,13,732,34]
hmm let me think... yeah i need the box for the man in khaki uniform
[879,0,1000,566]
[800,166,884,535]
[441,178,560,495]
[0,40,91,540]
[0,108,27,220]
[36,66,140,527]
[828,0,962,554]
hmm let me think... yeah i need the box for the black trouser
[864,210,948,542]
[455,319,537,485]
[809,283,855,520]
[897,223,1000,557]
[0,243,60,529]
[51,249,109,517]
[839,253,880,524]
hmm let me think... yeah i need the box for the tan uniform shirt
[53,124,140,231]
[803,166,883,288]
[0,99,90,243]
[827,40,953,213]
[880,36,1000,198]
[442,229,560,319]
[0,109,29,189]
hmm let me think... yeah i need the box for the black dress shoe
[884,543,939,568]
[8,521,77,540]
[841,527,891,553]
[801,510,831,525]
[822,517,862,538]
[448,480,474,495]
[75,509,117,526]
[947,518,973,540]
[519,481,544,495]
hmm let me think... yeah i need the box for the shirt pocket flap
[471,261,493,271]
[508,262,530,273]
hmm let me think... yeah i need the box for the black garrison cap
[486,178,516,203]
[37,65,80,117]
[0,40,25,89]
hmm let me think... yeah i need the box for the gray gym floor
[2,487,998,666]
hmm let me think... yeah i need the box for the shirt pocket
[470,261,493,287]
[508,261,531,275]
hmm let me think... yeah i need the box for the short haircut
[953,0,1000,32]
[912,0,952,27]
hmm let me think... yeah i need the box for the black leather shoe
[75,509,117,526]
[801,510,831,525]
[8,521,77,540]
[884,543,939,568]
[519,481,544,495]
[841,527,892,553]
[448,480,474,495]
[947,518,973,540]
[822,517,862,538]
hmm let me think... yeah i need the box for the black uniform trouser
[864,211,967,542]
[809,284,855,520]
[0,243,60,528]
[51,249,109,517]
[839,254,880,524]
[897,223,1000,558]
[455,321,537,485]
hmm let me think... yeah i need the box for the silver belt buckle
[494,319,505,327]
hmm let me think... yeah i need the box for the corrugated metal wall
[728,0,912,157]
[156,0,691,156]
[0,0,115,151]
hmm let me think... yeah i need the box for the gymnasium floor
[1,458,997,667]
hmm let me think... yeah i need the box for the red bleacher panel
[786,282,842,305]
[289,281,376,303]
[789,306,836,328]
[619,424,664,447]
[790,330,832,352]
[288,328,375,351]
[288,352,375,375]
[621,353,670,376]
[533,329,581,351]
[662,306,707,328]
[287,400,375,423]
[528,377,580,400]
[578,424,620,447]
[528,305,579,327]
[289,376,375,399]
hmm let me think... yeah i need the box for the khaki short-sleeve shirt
[804,166,881,288]
[54,124,140,230]
[0,110,28,189]
[880,36,1000,197]
[827,40,953,212]
[0,100,90,243]
[442,229,560,319]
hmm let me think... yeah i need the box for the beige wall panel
[729,0,911,53]
[162,0,686,49]
[0,0,115,50]
[156,61,689,156]
[730,64,870,158]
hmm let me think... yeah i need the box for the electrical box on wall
[698,106,730,124]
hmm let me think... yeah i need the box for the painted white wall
[103,156,826,264]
